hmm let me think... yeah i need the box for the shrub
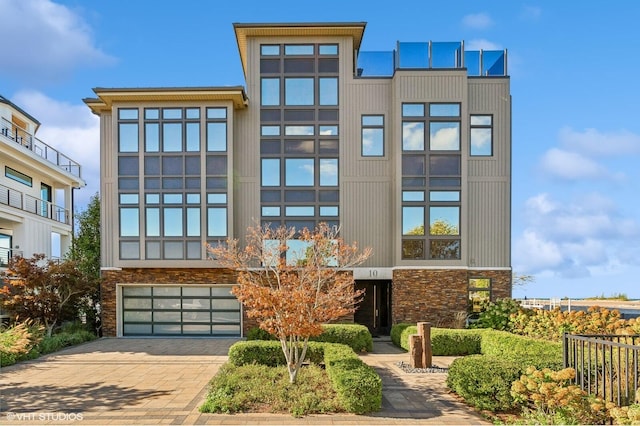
[610,404,640,425]
[390,323,412,347]
[245,327,276,341]
[511,366,610,425]
[0,321,43,367]
[324,343,381,414]
[35,330,96,355]
[245,324,373,353]
[447,355,522,411]
[399,325,417,350]
[313,324,373,353]
[430,328,483,356]
[471,298,525,331]
[226,340,381,414]
[480,330,563,370]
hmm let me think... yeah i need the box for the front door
[354,280,392,336]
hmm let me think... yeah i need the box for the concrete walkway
[0,338,488,425]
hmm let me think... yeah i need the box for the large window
[401,102,461,260]
[470,115,493,156]
[468,278,491,314]
[361,115,384,156]
[117,106,229,260]
[259,43,340,230]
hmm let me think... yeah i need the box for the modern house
[85,22,512,338]
[0,96,85,265]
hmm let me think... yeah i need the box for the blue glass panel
[398,42,429,68]
[431,42,462,68]
[429,206,460,235]
[402,206,424,235]
[483,50,505,76]
[207,108,227,119]
[164,208,183,236]
[285,159,314,186]
[261,159,280,187]
[207,208,227,237]
[464,51,481,76]
[285,78,314,105]
[356,51,394,77]
[319,206,338,216]
[320,159,338,186]
[429,191,460,202]
[207,122,226,151]
[402,191,425,202]
[146,208,160,237]
[430,122,460,150]
[120,208,139,237]
[163,123,182,152]
[145,123,159,152]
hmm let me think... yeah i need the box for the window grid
[401,102,462,260]
[259,43,340,230]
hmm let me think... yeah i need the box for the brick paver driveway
[0,338,235,425]
[0,338,488,425]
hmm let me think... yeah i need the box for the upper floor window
[470,115,493,156]
[284,44,314,55]
[261,45,280,56]
[261,78,280,106]
[285,78,314,105]
[361,115,384,157]
[5,166,32,187]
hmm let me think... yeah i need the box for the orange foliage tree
[208,222,372,383]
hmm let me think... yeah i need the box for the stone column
[408,334,423,368]
[417,322,432,368]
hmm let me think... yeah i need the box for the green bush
[480,329,562,370]
[323,343,381,414]
[245,327,276,341]
[390,323,412,347]
[245,324,373,353]
[430,328,484,356]
[313,324,373,353]
[399,325,417,350]
[228,340,325,367]
[471,298,524,331]
[35,330,96,356]
[447,355,522,411]
[226,340,381,414]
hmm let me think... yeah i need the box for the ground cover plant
[0,321,96,367]
[202,340,381,416]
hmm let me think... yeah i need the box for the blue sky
[2,0,639,299]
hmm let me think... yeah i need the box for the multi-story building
[0,95,84,270]
[85,22,512,338]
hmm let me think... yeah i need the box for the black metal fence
[564,333,640,406]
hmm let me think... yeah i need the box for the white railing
[1,118,82,179]
[0,182,70,225]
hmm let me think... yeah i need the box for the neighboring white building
[0,95,85,268]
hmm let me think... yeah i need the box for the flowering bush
[510,306,629,341]
[0,320,43,366]
[511,366,611,424]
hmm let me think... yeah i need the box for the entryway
[354,280,392,336]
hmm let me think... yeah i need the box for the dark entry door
[354,280,392,336]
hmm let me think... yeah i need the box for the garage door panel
[122,285,241,337]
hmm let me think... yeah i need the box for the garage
[121,285,241,336]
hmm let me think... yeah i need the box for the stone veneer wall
[100,268,256,337]
[392,269,511,327]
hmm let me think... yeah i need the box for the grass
[585,293,630,301]
[200,362,345,417]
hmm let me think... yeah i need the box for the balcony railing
[356,41,507,78]
[0,247,23,268]
[1,118,82,179]
[0,182,71,225]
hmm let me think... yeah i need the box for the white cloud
[462,13,493,30]
[430,126,459,150]
[514,193,640,277]
[402,122,424,150]
[465,39,502,51]
[11,90,100,211]
[558,127,640,157]
[540,148,612,180]
[0,0,114,84]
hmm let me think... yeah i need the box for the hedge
[245,324,373,353]
[226,340,381,414]
[393,324,484,356]
[447,355,523,411]
[480,329,563,370]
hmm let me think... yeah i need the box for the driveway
[0,338,488,425]
[0,338,235,425]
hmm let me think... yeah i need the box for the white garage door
[121,285,241,336]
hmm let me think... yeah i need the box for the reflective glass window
[207,193,227,204]
[319,206,338,216]
[285,159,314,186]
[207,122,226,151]
[262,206,280,216]
[430,103,460,117]
[120,208,139,237]
[285,125,314,135]
[402,122,424,151]
[430,191,460,202]
[146,208,160,237]
[430,240,460,259]
[319,44,338,55]
[402,191,425,202]
[285,78,314,105]
[261,78,280,106]
[119,193,139,204]
[119,123,138,152]
[145,109,159,120]
[207,108,227,119]
[261,125,280,136]
[430,156,461,175]
[285,45,314,55]
[163,123,182,152]
[187,207,201,237]
[145,123,159,152]
[319,78,338,105]
[261,159,280,186]
[186,108,200,119]
[163,108,182,119]
[164,208,183,236]
[119,109,138,120]
[430,122,460,150]
[402,103,424,117]
[285,206,314,216]
[186,122,200,152]
[207,207,227,237]
[261,45,280,55]
[429,206,460,235]
[319,125,338,136]
[402,206,424,235]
